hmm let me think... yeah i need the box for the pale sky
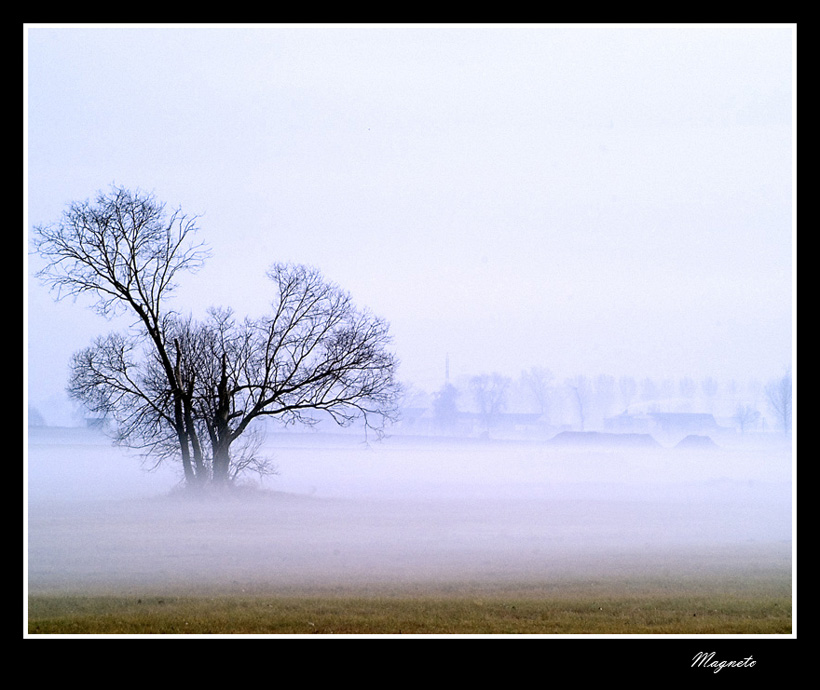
[25,24,795,421]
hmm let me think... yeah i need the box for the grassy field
[28,576,792,635]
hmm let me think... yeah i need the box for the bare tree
[618,376,637,411]
[565,375,591,431]
[34,188,401,490]
[733,404,761,435]
[701,377,719,412]
[469,373,510,436]
[168,264,401,485]
[640,377,659,403]
[520,366,553,421]
[32,186,210,484]
[765,372,793,436]
[678,376,697,399]
[66,328,205,477]
[593,374,616,425]
[678,376,697,411]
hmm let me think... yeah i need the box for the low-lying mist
[26,427,792,594]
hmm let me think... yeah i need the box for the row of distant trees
[426,367,793,436]
[31,187,402,490]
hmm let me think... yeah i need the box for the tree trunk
[211,440,232,485]
[183,404,207,485]
[210,352,233,485]
[173,396,196,485]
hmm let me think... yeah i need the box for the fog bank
[27,427,792,593]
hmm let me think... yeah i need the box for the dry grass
[27,575,792,635]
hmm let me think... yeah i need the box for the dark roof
[547,431,660,447]
[675,434,719,449]
[649,413,718,429]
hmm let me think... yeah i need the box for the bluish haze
[24,27,795,617]
[25,24,794,422]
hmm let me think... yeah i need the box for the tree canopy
[33,186,401,489]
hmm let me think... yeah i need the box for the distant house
[396,406,430,428]
[460,411,548,435]
[392,406,454,435]
[675,434,719,450]
[547,431,660,448]
[647,413,719,437]
[604,411,720,439]
[604,411,652,434]
[494,412,546,433]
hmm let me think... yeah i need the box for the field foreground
[29,574,791,635]
[27,428,793,636]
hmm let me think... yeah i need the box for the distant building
[453,411,549,437]
[604,411,720,439]
[395,406,431,431]
[648,412,719,437]
[604,411,652,434]
[547,431,661,448]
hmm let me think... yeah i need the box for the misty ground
[26,427,792,596]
